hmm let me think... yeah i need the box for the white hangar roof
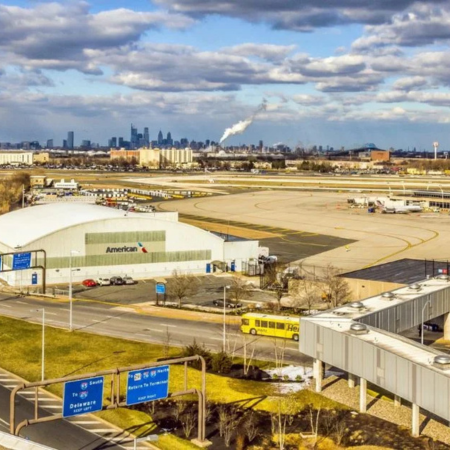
[0,203,183,248]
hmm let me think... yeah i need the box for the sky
[2,1,450,149]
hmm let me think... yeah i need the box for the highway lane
[0,384,126,449]
[0,293,311,365]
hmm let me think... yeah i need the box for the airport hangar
[300,276,450,437]
[0,203,259,286]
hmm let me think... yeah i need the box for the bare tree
[182,409,197,438]
[242,336,256,376]
[333,417,347,446]
[168,269,199,308]
[172,399,187,423]
[163,325,171,358]
[223,407,240,447]
[320,264,351,308]
[273,337,286,378]
[291,278,322,314]
[218,405,228,438]
[228,276,253,304]
[243,412,258,443]
[264,262,289,311]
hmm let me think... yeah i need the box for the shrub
[211,351,233,374]
[181,339,212,370]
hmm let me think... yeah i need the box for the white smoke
[219,100,267,144]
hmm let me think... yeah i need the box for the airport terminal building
[0,203,259,286]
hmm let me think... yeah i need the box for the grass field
[0,315,341,448]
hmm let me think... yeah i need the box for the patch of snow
[264,365,344,393]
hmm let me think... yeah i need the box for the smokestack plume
[219,100,267,144]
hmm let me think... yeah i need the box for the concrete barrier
[0,431,56,450]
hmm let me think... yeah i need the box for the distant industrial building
[110,147,193,168]
[330,143,390,162]
[0,151,33,165]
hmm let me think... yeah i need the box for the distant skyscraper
[67,131,74,149]
[118,137,124,148]
[158,130,163,146]
[166,132,173,147]
[46,139,53,149]
[144,127,150,147]
[130,124,138,149]
[63,139,67,149]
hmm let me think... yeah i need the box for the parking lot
[71,274,277,310]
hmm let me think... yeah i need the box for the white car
[123,276,135,285]
[96,277,111,286]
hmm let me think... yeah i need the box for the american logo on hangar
[105,242,148,253]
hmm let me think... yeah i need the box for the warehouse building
[0,203,259,286]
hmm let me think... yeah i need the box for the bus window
[277,322,285,330]
[242,318,249,326]
[261,321,268,328]
[255,320,260,327]
[269,322,275,329]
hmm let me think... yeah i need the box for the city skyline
[2,1,450,149]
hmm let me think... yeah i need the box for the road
[0,383,126,449]
[0,292,310,365]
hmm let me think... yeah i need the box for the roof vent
[349,301,365,309]
[409,283,421,290]
[433,355,450,370]
[381,292,395,300]
[349,323,369,335]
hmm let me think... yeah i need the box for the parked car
[110,276,124,285]
[122,276,135,285]
[96,277,111,286]
[82,279,97,287]
[213,299,242,309]
[424,321,442,332]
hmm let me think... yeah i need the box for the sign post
[63,376,104,418]
[155,282,166,305]
[126,366,170,406]
[12,252,32,270]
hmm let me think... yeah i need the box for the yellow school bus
[240,313,300,341]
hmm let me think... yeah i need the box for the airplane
[376,200,422,214]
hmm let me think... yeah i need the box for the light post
[31,309,45,381]
[223,285,230,351]
[69,250,80,332]
[421,300,432,346]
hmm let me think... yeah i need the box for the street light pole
[421,300,432,346]
[223,286,230,351]
[69,250,80,332]
[41,309,45,381]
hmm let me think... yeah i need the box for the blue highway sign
[63,376,104,418]
[126,366,169,406]
[155,283,166,294]
[12,252,32,270]
[31,272,38,285]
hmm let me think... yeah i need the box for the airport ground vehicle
[82,279,97,287]
[240,313,300,341]
[213,299,242,308]
[96,277,111,286]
